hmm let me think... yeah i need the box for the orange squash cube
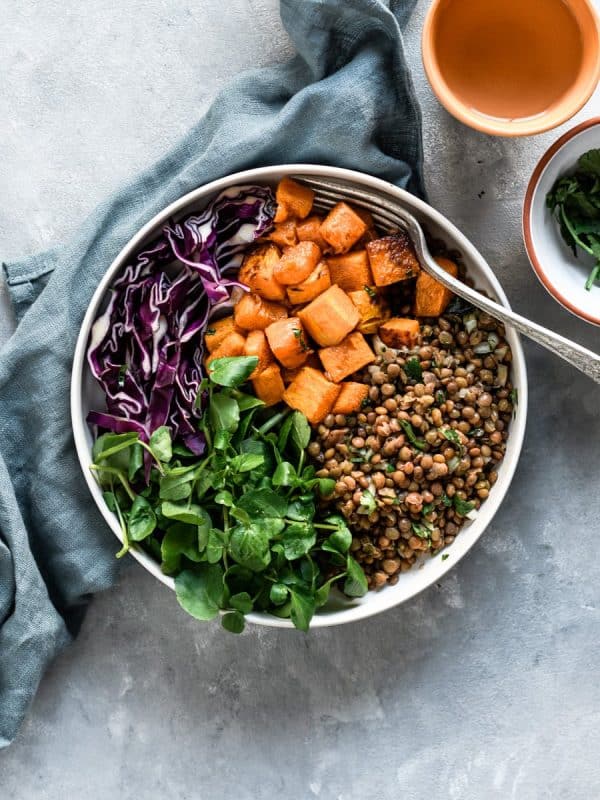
[286,262,331,305]
[331,382,370,414]
[326,250,373,292]
[252,364,286,407]
[238,244,286,302]
[234,293,287,331]
[296,215,329,250]
[348,287,390,335]
[414,257,459,317]
[267,220,298,248]
[206,331,246,367]
[243,330,274,377]
[265,317,311,369]
[273,178,314,223]
[318,332,375,383]
[281,353,321,384]
[378,318,421,349]
[204,315,242,353]
[297,285,360,347]
[366,233,420,286]
[319,202,368,254]
[283,367,341,425]
[274,241,322,285]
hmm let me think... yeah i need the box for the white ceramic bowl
[524,117,600,325]
[71,164,527,628]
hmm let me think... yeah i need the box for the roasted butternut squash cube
[243,330,274,377]
[296,215,329,250]
[281,353,321,384]
[318,332,375,383]
[283,367,341,425]
[204,315,242,353]
[379,318,421,349]
[234,292,287,331]
[414,257,459,317]
[267,220,298,248]
[297,285,360,347]
[331,382,370,414]
[366,233,420,286]
[326,250,373,292]
[286,262,331,305]
[206,331,246,367]
[320,202,368,254]
[265,317,311,369]
[274,241,322,285]
[273,178,314,223]
[252,364,285,407]
[348,287,390,335]
[238,244,286,302]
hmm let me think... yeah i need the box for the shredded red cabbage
[87,185,275,455]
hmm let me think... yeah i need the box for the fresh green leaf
[221,611,245,633]
[215,490,234,507]
[276,412,295,452]
[236,392,265,412]
[230,453,265,473]
[343,556,368,597]
[442,493,452,507]
[128,495,157,541]
[161,523,203,572]
[92,432,139,462]
[269,583,289,606]
[442,428,462,451]
[149,426,172,462]
[229,591,253,614]
[289,587,315,632]
[229,520,283,572]
[441,553,450,561]
[103,491,117,512]
[174,565,225,621]
[317,478,336,497]
[206,528,227,564]
[161,501,211,530]
[404,357,422,382]
[315,575,341,608]
[236,488,287,519]
[322,527,352,556]
[208,356,258,387]
[282,522,316,560]
[289,411,311,452]
[273,461,297,487]
[578,148,600,177]
[128,443,143,481]
[286,495,315,522]
[213,430,232,451]
[209,392,240,433]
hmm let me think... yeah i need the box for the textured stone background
[2,1,600,798]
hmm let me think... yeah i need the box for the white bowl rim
[71,163,528,628]
[523,116,600,326]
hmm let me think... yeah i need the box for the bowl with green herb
[524,118,600,326]
[72,164,527,631]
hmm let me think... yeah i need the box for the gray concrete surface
[2,1,600,798]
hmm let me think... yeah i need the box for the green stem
[256,408,291,437]
[90,464,135,501]
[137,441,166,475]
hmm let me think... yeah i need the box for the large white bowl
[71,164,527,628]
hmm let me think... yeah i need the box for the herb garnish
[364,285,377,299]
[90,356,367,632]
[404,357,423,382]
[547,149,600,290]
[398,419,427,451]
[453,496,475,516]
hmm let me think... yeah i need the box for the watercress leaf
[224,564,259,597]
[317,478,336,497]
[270,599,292,618]
[92,432,139,462]
[149,426,172,462]
[103,491,117,512]
[578,148,600,178]
[209,392,240,433]
[300,557,319,587]
[289,411,311,452]
[230,453,265,473]
[228,521,277,572]
[213,429,231,451]
[286,494,315,522]
[236,488,287,519]
[206,528,227,564]
[159,471,195,501]
[272,461,297,487]
[239,438,273,473]
[128,495,157,541]
[229,591,253,614]
[221,611,245,634]
[282,522,316,560]
[161,523,203,573]
[128,443,143,481]
[175,565,225,621]
[314,575,340,608]
[343,556,368,598]
[322,526,352,556]
[215,490,234,507]
[232,406,261,448]
[172,443,196,458]
[230,506,251,525]
[236,392,265,412]
[276,412,294,452]
[289,587,315,632]
[161,501,212,532]
[269,583,289,606]
[208,356,258,387]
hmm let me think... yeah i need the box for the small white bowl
[524,117,600,325]
[71,164,528,628]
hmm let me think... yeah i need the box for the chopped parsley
[205,327,216,336]
[441,553,449,561]
[386,463,395,473]
[364,285,377,299]
[399,419,428,451]
[441,493,452,507]
[422,501,435,516]
[404,357,423,382]
[453,496,475,516]
[358,489,377,515]
[412,520,434,539]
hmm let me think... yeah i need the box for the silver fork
[293,174,600,384]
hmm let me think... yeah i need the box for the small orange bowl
[422,0,600,137]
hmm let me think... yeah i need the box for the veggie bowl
[71,164,527,629]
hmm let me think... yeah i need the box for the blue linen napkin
[0,0,423,746]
